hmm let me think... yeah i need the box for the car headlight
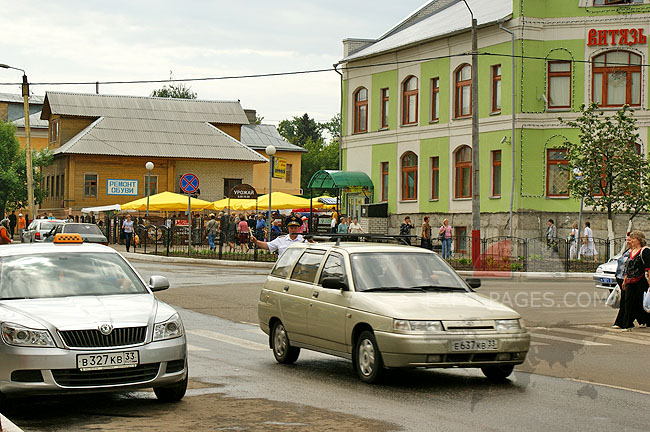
[394,319,444,332]
[1,322,55,347]
[153,314,184,341]
[595,265,604,274]
[495,319,522,332]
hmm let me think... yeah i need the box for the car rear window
[40,222,56,231]
[290,251,324,284]
[270,248,302,279]
[0,252,148,299]
[63,224,103,235]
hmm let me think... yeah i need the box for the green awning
[307,170,374,190]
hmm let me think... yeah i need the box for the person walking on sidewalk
[0,219,12,245]
[421,216,432,250]
[612,238,630,329]
[122,215,134,252]
[400,216,414,245]
[18,213,26,243]
[580,221,598,261]
[619,230,650,332]
[439,219,452,259]
[206,213,218,251]
[546,219,558,253]
[568,222,579,259]
[8,211,16,239]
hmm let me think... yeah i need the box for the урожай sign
[107,179,138,196]
[229,183,257,200]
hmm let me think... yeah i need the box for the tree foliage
[150,83,197,99]
[0,120,53,217]
[277,113,340,193]
[560,103,649,244]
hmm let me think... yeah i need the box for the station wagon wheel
[354,330,384,384]
[271,321,300,364]
[481,364,514,381]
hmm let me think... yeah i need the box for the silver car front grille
[59,327,147,348]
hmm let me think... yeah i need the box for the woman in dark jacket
[620,230,650,331]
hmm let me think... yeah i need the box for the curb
[1,415,23,432]
[121,251,592,279]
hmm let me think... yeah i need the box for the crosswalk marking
[187,343,209,352]
[529,332,609,346]
[567,326,650,346]
[187,329,268,351]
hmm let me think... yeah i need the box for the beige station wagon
[258,242,530,383]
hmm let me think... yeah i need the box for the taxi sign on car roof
[53,233,83,244]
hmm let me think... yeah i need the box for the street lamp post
[461,1,481,269]
[0,64,35,223]
[265,145,276,241]
[145,161,154,217]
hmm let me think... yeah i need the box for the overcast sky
[0,1,426,125]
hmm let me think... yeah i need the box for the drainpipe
[333,62,343,172]
[499,18,516,238]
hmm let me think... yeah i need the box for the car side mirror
[465,278,481,289]
[322,276,348,291]
[149,275,170,292]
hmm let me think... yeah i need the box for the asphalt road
[4,260,650,431]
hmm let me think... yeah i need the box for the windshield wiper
[362,287,426,292]
[411,285,466,291]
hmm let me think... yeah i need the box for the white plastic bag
[606,286,621,309]
[643,289,650,313]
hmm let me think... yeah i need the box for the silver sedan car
[0,235,187,407]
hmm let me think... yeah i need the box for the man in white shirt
[250,216,310,256]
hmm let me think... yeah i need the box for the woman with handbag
[619,230,650,332]
[439,218,452,260]
[611,239,630,329]
[568,222,579,259]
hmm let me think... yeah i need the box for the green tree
[277,114,340,193]
[150,83,197,99]
[0,120,53,217]
[561,103,648,255]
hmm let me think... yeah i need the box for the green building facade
[339,0,650,239]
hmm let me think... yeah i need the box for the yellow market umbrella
[241,192,321,210]
[121,191,211,211]
[203,198,254,211]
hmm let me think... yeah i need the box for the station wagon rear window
[291,251,325,283]
[270,248,302,279]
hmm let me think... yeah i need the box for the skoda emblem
[99,323,113,335]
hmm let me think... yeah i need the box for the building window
[430,78,440,121]
[454,146,472,198]
[49,119,59,144]
[286,164,293,183]
[546,149,569,197]
[592,51,641,107]
[455,226,467,254]
[401,152,418,201]
[84,174,98,198]
[548,61,571,109]
[455,64,472,118]
[224,178,242,197]
[380,88,389,129]
[60,174,65,199]
[46,176,50,198]
[491,65,502,113]
[55,175,60,198]
[381,162,389,202]
[430,157,439,200]
[144,175,158,196]
[594,0,643,5]
[402,76,418,125]
[491,150,502,197]
[353,87,368,133]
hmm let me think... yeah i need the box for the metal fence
[125,223,622,272]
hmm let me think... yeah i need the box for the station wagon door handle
[283,286,290,292]
[312,291,319,298]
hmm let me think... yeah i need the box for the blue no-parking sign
[180,173,199,194]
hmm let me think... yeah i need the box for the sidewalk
[1,414,23,432]
[110,244,593,279]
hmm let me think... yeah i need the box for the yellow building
[0,92,48,151]
[39,92,270,217]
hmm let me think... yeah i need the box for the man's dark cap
[286,216,302,227]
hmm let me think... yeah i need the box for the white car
[0,234,187,407]
[593,257,619,292]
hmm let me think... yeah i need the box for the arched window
[454,146,472,198]
[592,51,642,107]
[402,76,418,125]
[401,152,418,200]
[455,64,472,118]
[353,87,368,133]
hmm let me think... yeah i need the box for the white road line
[186,343,209,352]
[187,329,268,351]
[566,378,650,396]
[529,332,609,346]
[530,341,549,346]
[534,326,650,346]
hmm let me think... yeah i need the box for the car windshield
[0,252,147,299]
[40,222,57,231]
[351,252,468,292]
[64,224,103,235]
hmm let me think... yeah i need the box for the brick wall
[175,160,254,202]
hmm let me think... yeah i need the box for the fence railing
[125,223,621,272]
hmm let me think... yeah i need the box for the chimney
[244,109,257,125]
